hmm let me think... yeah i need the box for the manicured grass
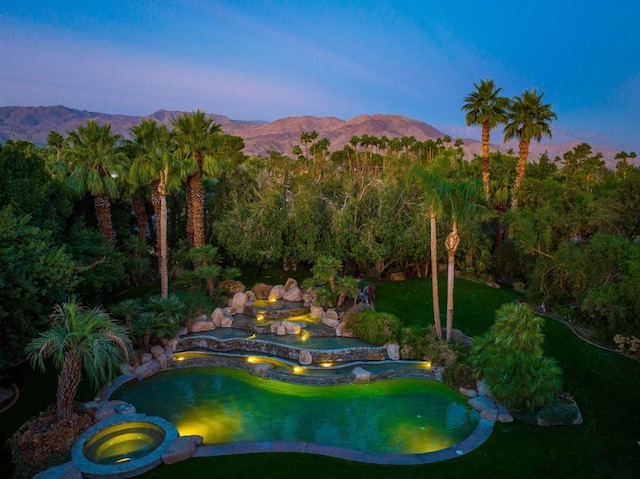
[2,278,639,478]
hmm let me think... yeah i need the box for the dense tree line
[1,86,639,377]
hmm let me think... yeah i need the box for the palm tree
[26,297,132,418]
[188,244,223,297]
[131,119,183,298]
[311,255,343,293]
[461,79,509,199]
[300,131,312,168]
[66,120,125,241]
[172,111,223,247]
[504,89,557,208]
[47,130,65,160]
[409,158,449,340]
[335,275,360,309]
[110,298,142,330]
[441,178,487,341]
[614,150,632,178]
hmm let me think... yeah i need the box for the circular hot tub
[72,413,178,478]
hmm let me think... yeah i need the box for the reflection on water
[113,367,478,455]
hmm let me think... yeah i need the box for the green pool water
[112,367,479,454]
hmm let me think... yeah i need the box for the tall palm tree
[120,139,152,245]
[47,130,65,161]
[441,178,487,341]
[66,120,125,242]
[131,119,183,298]
[461,79,509,199]
[26,297,132,419]
[409,158,449,340]
[614,150,634,178]
[172,111,223,247]
[504,89,557,208]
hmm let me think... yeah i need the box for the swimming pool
[112,366,479,455]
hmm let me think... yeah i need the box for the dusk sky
[2,1,639,149]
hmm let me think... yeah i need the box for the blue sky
[1,0,639,149]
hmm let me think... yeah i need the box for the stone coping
[176,334,388,365]
[192,419,494,465]
[100,354,438,400]
[71,413,179,479]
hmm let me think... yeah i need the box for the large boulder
[93,407,117,421]
[386,343,400,360]
[325,309,339,320]
[190,320,215,333]
[211,308,225,326]
[282,286,303,302]
[335,320,353,337]
[310,305,324,318]
[270,321,282,333]
[352,366,373,383]
[480,408,499,421]
[299,350,313,365]
[459,386,478,398]
[476,379,492,398]
[231,292,248,312]
[161,435,203,465]
[252,283,272,299]
[150,346,165,359]
[284,278,299,291]
[163,337,178,352]
[468,395,496,413]
[220,316,233,328]
[268,284,286,301]
[249,363,273,378]
[322,317,340,328]
[133,359,160,379]
[94,400,137,420]
[282,320,302,335]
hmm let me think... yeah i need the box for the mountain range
[0,105,632,168]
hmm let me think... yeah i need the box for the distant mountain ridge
[0,105,631,168]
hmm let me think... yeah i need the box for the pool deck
[193,418,494,465]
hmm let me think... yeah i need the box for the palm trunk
[512,138,530,209]
[444,222,460,342]
[132,196,149,245]
[328,276,336,293]
[159,194,169,299]
[93,193,115,242]
[192,157,206,247]
[56,349,82,419]
[186,174,196,246]
[481,120,491,199]
[430,208,442,340]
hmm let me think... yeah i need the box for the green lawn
[2,278,639,478]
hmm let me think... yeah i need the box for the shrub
[218,280,246,296]
[534,392,581,426]
[399,326,457,365]
[349,311,402,345]
[470,302,562,411]
[442,360,476,389]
